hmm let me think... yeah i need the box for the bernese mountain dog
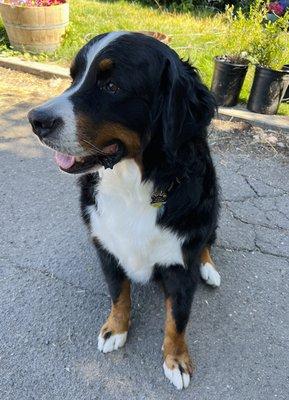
[28,31,220,390]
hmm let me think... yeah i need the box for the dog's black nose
[28,109,61,138]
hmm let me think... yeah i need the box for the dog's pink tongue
[54,152,76,169]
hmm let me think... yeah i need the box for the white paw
[97,331,127,353]
[163,362,190,390]
[200,262,221,287]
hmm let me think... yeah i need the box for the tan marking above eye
[99,58,113,71]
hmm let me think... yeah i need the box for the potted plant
[247,9,289,114]
[211,6,251,107]
[211,54,249,107]
[248,65,289,113]
[0,0,69,54]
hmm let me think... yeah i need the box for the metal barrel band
[4,22,68,31]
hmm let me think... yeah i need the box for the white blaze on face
[33,31,129,155]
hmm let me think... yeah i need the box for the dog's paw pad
[200,262,221,287]
[97,331,127,353]
[163,361,191,390]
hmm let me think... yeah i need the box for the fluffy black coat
[78,33,219,337]
[29,32,220,389]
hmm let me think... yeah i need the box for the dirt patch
[0,67,69,113]
[209,118,289,160]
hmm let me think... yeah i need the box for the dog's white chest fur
[87,159,184,283]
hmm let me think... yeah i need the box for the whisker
[78,135,108,156]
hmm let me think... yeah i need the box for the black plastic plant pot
[247,65,289,114]
[281,64,289,102]
[211,56,249,107]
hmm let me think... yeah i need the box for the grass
[0,0,288,115]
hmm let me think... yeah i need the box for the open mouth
[54,141,124,174]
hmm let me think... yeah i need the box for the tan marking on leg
[200,246,221,287]
[163,298,194,375]
[100,280,131,337]
[200,246,214,266]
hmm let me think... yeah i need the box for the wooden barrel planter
[0,2,69,53]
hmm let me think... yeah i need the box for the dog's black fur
[29,32,219,387]
[78,33,219,344]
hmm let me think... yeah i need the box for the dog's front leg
[160,264,197,390]
[96,246,131,353]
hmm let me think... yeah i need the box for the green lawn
[0,0,288,115]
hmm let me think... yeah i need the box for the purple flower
[268,1,285,15]
[3,0,66,6]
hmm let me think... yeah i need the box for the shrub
[248,2,289,69]
[249,18,289,69]
[145,0,248,12]
[217,0,289,69]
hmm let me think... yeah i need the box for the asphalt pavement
[0,68,289,400]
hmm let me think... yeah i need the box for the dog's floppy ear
[160,58,216,163]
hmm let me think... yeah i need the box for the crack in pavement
[225,201,289,232]
[243,176,260,197]
[222,193,288,203]
[254,242,289,263]
[216,244,289,264]
[6,263,109,298]
[242,175,286,197]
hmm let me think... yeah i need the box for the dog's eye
[103,81,119,94]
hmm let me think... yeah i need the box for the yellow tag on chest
[150,190,167,208]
